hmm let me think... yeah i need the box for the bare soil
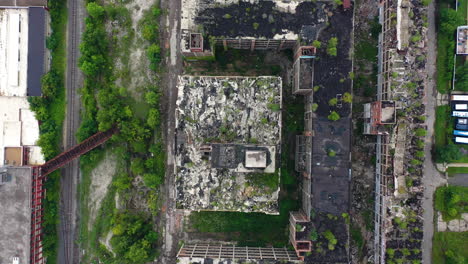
[87,152,117,230]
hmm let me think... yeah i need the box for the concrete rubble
[437,212,468,232]
[175,76,282,214]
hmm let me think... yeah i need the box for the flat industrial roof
[0,0,46,7]
[0,8,45,97]
[0,167,32,264]
[0,9,29,96]
[0,97,43,166]
[26,7,45,96]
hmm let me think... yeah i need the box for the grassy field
[189,96,303,247]
[78,148,107,262]
[436,35,452,94]
[435,105,451,148]
[447,167,468,175]
[457,0,467,19]
[435,186,468,221]
[432,232,468,264]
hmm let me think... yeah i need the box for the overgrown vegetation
[327,37,338,56]
[77,1,164,262]
[435,186,468,221]
[432,232,468,264]
[434,105,468,163]
[27,0,67,261]
[328,111,341,121]
[245,170,280,192]
[436,5,465,93]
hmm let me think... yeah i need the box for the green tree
[329,98,338,106]
[455,64,468,91]
[327,37,338,56]
[41,71,61,97]
[145,91,160,105]
[439,8,464,36]
[343,92,352,103]
[328,111,340,121]
[312,40,321,48]
[415,128,427,137]
[147,44,161,70]
[436,144,461,163]
[147,108,160,128]
[86,2,105,19]
[114,172,132,191]
[445,249,466,264]
[143,173,163,188]
[142,24,158,42]
[312,103,318,112]
[131,157,145,175]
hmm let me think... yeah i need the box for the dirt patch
[105,0,157,101]
[88,152,117,230]
[125,0,155,95]
[99,230,115,257]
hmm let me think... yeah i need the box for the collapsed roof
[175,76,283,214]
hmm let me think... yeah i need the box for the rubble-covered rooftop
[175,76,282,214]
[181,0,328,52]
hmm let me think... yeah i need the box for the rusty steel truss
[40,127,117,177]
[177,243,299,261]
[28,127,117,264]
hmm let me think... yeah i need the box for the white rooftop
[245,150,267,168]
[0,96,43,166]
[0,9,29,97]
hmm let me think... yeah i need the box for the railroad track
[59,0,82,262]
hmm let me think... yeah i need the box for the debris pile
[175,76,282,214]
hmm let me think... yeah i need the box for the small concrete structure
[363,101,396,135]
[457,26,468,55]
[0,167,32,264]
[437,212,468,232]
[245,150,267,168]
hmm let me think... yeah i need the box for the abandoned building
[180,0,348,58]
[0,6,47,168]
[0,3,48,264]
[0,6,46,96]
[370,0,426,262]
[363,100,396,135]
[176,0,357,262]
[175,76,282,214]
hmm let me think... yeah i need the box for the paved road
[448,174,468,187]
[58,0,85,263]
[421,1,447,263]
[159,0,183,262]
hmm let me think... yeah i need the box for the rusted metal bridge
[29,127,117,264]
